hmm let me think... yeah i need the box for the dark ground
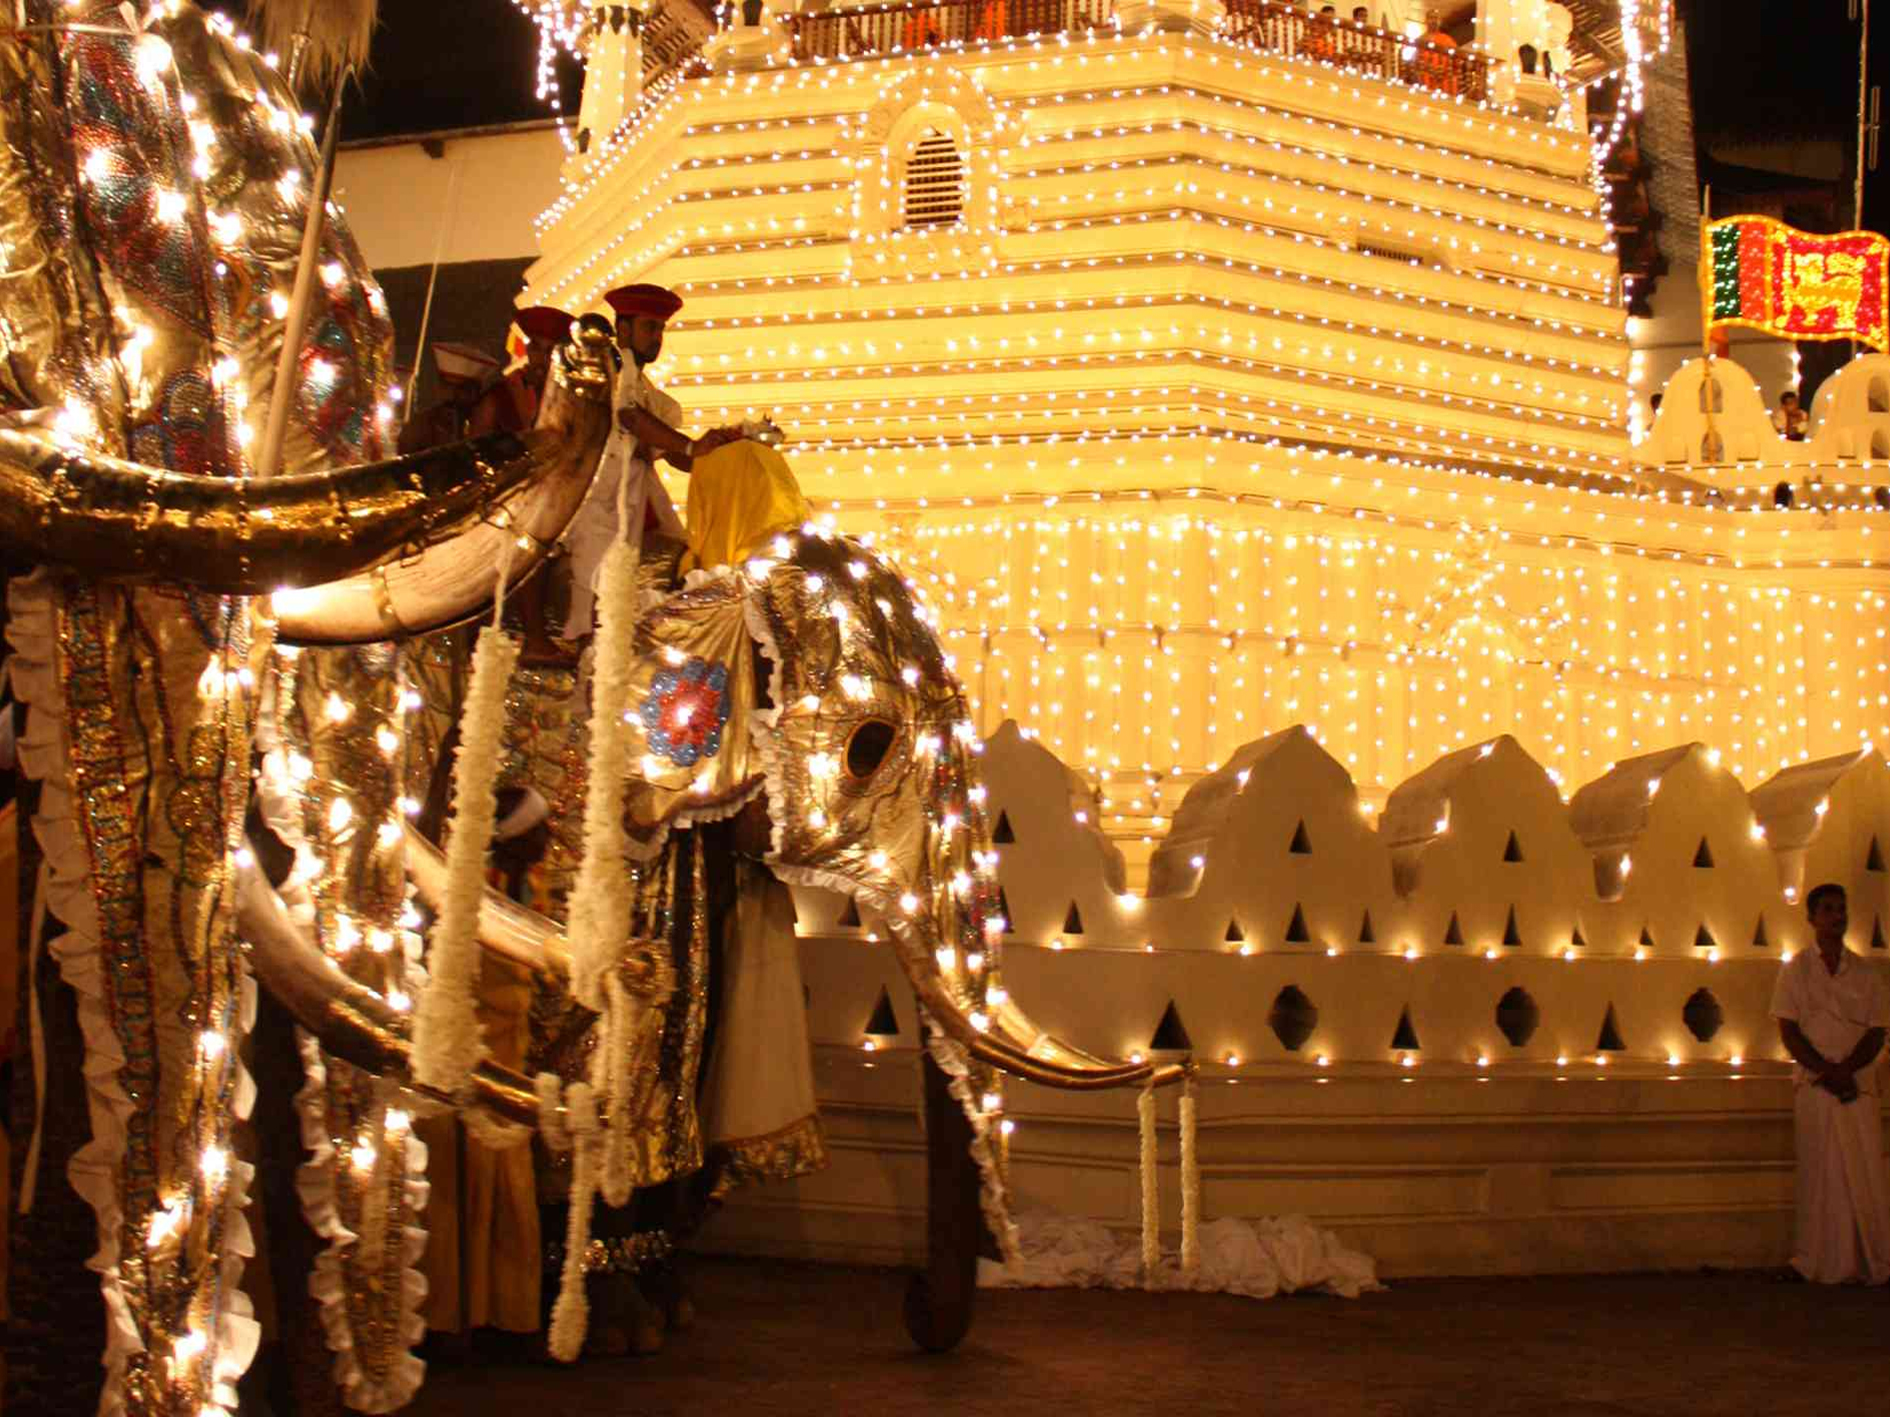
[409,1257,1889,1417]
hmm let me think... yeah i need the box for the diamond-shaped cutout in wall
[1062,901,1084,935]
[1752,914,1768,948]
[837,896,862,928]
[1225,917,1244,943]
[1502,906,1522,947]
[1357,909,1376,944]
[1285,904,1311,944]
[1289,820,1312,855]
[1683,988,1723,1042]
[1869,835,1885,872]
[1503,830,1524,863]
[1443,911,1464,946]
[1693,837,1715,869]
[1495,987,1539,1046]
[1596,1004,1625,1052]
[993,810,1016,845]
[1390,1006,1420,1051]
[1268,985,1318,1052]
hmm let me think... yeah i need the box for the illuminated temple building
[326,0,1890,1273]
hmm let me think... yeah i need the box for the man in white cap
[399,341,502,456]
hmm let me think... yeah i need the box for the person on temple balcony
[398,341,500,455]
[469,305,573,438]
[1416,7,1458,93]
[1773,389,1809,442]
[560,281,810,640]
[1772,883,1890,1285]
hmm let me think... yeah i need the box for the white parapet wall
[704,719,1888,1277]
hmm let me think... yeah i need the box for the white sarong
[1771,946,1890,1284]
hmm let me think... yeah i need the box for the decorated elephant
[0,4,1183,1414]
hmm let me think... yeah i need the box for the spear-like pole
[254,66,349,478]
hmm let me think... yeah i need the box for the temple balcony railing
[774,0,1491,105]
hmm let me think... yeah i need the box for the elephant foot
[639,1259,696,1332]
[591,1272,665,1356]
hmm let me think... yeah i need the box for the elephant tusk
[401,821,572,979]
[0,333,612,608]
[235,853,546,1127]
[272,338,615,645]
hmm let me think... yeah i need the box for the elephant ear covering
[619,565,766,852]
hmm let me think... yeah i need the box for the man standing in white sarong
[1771,882,1890,1284]
[560,283,742,640]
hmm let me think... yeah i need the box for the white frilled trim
[5,572,261,1417]
[545,1080,602,1363]
[412,624,519,1095]
[919,1017,1023,1265]
[294,1034,430,1414]
[1179,1074,1200,1278]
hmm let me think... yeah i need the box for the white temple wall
[702,723,1886,1276]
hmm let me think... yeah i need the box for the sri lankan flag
[1706,216,1890,351]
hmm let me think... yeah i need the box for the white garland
[411,623,520,1094]
[1137,1083,1159,1281]
[545,1080,601,1363]
[1179,1073,1200,1279]
[565,535,642,1013]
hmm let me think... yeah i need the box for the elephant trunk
[234,854,546,1126]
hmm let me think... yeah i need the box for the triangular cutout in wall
[1149,1000,1193,1052]
[837,896,862,928]
[1443,911,1464,946]
[1062,901,1084,936]
[1502,906,1522,947]
[1289,820,1312,855]
[1875,917,1888,950]
[1390,1006,1420,1051]
[1695,923,1718,951]
[1595,1004,1625,1052]
[996,886,1015,934]
[1752,914,1768,948]
[1869,835,1885,872]
[1503,830,1524,864]
[1692,837,1715,868]
[864,987,900,1037]
[1639,924,1657,949]
[993,810,1016,845]
[1571,923,1587,949]
[1225,917,1244,943]
[1285,904,1311,943]
[1358,909,1376,944]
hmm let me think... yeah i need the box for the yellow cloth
[682,440,812,572]
[420,951,541,1332]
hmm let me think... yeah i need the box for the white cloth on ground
[979,1209,1379,1299]
[560,360,685,639]
[1770,946,1890,1284]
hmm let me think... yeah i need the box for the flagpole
[1699,184,1718,455]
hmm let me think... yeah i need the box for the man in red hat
[470,305,573,438]
[561,282,744,639]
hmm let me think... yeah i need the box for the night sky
[224,0,1881,218]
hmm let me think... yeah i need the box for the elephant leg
[245,989,342,1417]
[6,825,106,1417]
[903,1032,986,1354]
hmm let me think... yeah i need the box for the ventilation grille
[1354,238,1426,267]
[903,131,965,229]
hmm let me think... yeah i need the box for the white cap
[433,342,501,381]
[494,786,550,842]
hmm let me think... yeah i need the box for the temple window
[901,129,966,230]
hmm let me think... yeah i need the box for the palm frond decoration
[246,0,379,93]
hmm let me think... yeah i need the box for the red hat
[513,305,574,344]
[604,283,683,321]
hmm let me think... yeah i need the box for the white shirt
[1771,945,1890,1093]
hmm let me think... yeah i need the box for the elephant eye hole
[845,719,897,780]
